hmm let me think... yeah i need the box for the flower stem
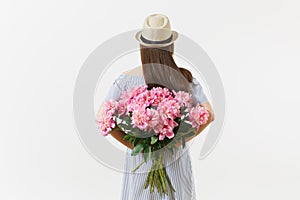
[158,156,168,195]
[131,160,146,173]
[144,164,154,189]
[163,166,176,192]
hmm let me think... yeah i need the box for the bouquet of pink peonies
[96,84,209,197]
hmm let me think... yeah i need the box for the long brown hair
[140,43,193,92]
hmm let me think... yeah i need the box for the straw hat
[135,13,178,47]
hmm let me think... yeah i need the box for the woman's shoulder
[122,66,143,76]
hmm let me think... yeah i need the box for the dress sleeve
[190,77,208,104]
[104,75,126,101]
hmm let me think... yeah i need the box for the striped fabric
[121,147,197,200]
[104,74,208,200]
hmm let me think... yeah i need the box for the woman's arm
[96,103,134,150]
[109,129,134,150]
[97,100,214,149]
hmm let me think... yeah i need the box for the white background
[1,0,300,199]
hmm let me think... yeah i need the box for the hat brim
[135,30,178,47]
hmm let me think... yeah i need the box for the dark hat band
[140,34,173,45]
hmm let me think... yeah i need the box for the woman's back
[101,68,209,200]
[111,73,197,200]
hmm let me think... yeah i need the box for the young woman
[97,13,214,200]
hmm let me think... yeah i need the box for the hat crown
[135,13,178,47]
[144,14,170,29]
[141,14,172,42]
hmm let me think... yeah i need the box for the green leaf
[184,131,196,138]
[150,136,158,145]
[119,124,131,129]
[180,121,192,132]
[143,145,151,162]
[123,134,132,141]
[117,124,126,130]
[131,143,144,156]
[133,138,141,146]
[181,136,186,149]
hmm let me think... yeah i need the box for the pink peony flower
[125,88,151,112]
[127,85,148,99]
[103,100,118,116]
[131,107,151,130]
[118,85,148,112]
[96,116,116,136]
[173,90,193,109]
[158,124,175,140]
[148,87,172,106]
[153,116,164,135]
[158,98,181,121]
[188,104,209,129]
[147,108,160,131]
[96,100,118,136]
[116,100,127,116]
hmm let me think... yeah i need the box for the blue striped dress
[104,74,208,200]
